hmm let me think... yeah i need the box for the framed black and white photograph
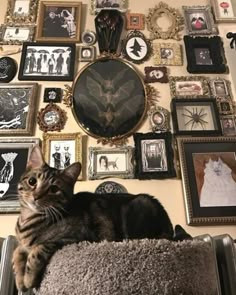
[0,24,35,44]
[0,83,39,136]
[43,132,82,179]
[133,132,176,180]
[43,87,62,103]
[184,36,227,73]
[91,0,127,14]
[18,42,75,81]
[78,46,96,62]
[88,146,134,180]
[177,136,236,225]
[221,115,236,136]
[153,43,182,66]
[210,78,232,98]
[171,98,222,136]
[35,1,82,43]
[0,138,40,213]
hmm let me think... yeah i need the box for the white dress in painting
[200,158,236,207]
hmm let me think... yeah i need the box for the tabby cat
[12,146,186,291]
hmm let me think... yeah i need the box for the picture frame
[35,1,82,43]
[88,146,134,180]
[171,98,222,136]
[42,132,82,180]
[0,24,35,45]
[221,115,236,136]
[182,5,218,35]
[0,83,39,136]
[147,106,170,132]
[78,46,96,62]
[5,0,39,24]
[144,66,168,83]
[184,36,227,73]
[81,30,96,45]
[43,87,62,103]
[169,76,210,98]
[133,132,176,180]
[211,0,236,23]
[217,98,234,115]
[0,138,40,213]
[126,13,145,30]
[153,43,182,66]
[90,0,127,14]
[210,77,232,98]
[18,42,75,81]
[177,136,236,225]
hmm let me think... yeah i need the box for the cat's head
[18,145,81,212]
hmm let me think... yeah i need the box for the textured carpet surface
[35,239,219,295]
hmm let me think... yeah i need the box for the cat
[12,145,189,291]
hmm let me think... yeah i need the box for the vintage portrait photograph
[221,116,236,136]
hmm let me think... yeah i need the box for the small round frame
[148,106,170,132]
[37,103,67,132]
[81,31,97,45]
[95,181,128,194]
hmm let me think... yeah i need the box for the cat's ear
[27,145,45,169]
[63,162,81,184]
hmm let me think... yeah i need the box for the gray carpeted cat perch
[35,239,220,295]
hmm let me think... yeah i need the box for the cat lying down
[12,145,191,291]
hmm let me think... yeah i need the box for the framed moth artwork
[211,0,236,22]
[177,136,236,225]
[0,138,40,213]
[153,43,182,66]
[0,24,35,44]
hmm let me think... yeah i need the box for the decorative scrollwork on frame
[62,84,73,108]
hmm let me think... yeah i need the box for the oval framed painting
[72,56,147,144]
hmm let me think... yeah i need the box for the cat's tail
[172,224,192,241]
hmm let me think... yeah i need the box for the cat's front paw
[24,269,40,289]
[15,273,28,292]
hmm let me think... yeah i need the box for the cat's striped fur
[13,146,174,291]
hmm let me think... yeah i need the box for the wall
[0,0,235,239]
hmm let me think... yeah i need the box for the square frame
[18,42,75,81]
[184,36,227,73]
[88,146,134,180]
[221,115,236,136]
[153,43,182,66]
[0,24,35,44]
[35,1,82,43]
[211,0,236,23]
[43,87,62,103]
[126,13,145,30]
[169,75,210,98]
[0,83,39,136]
[183,5,218,35]
[177,136,236,225]
[133,132,176,180]
[0,138,40,213]
[5,0,38,24]
[171,98,222,136]
[90,0,127,14]
[210,77,232,99]
[78,46,96,62]
[42,132,83,180]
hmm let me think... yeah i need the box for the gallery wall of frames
[0,0,236,238]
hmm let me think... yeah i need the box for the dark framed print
[0,24,35,44]
[221,115,236,136]
[43,87,62,103]
[0,138,40,213]
[144,66,168,83]
[0,83,38,136]
[171,98,222,136]
[122,30,152,64]
[35,1,82,43]
[18,42,75,81]
[72,56,147,145]
[184,36,227,73]
[177,136,236,225]
[210,77,232,98]
[217,98,234,115]
[133,132,176,180]
[126,13,145,30]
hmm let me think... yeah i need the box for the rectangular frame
[88,146,134,180]
[171,98,222,136]
[153,43,182,66]
[5,0,38,24]
[169,75,210,98]
[217,98,234,115]
[210,77,232,98]
[90,0,127,14]
[18,42,75,81]
[78,46,96,62]
[133,132,176,180]
[36,1,82,43]
[42,132,83,180]
[0,83,39,136]
[221,115,236,136]
[0,24,35,44]
[177,136,236,225]
[0,138,40,213]
[211,0,236,23]
[126,13,145,30]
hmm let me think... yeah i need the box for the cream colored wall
[0,0,236,239]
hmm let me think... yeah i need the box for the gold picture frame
[0,24,35,45]
[153,43,182,66]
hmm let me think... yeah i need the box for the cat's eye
[50,185,59,194]
[28,177,37,186]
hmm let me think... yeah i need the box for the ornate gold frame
[153,43,182,66]
[148,105,170,132]
[146,2,184,40]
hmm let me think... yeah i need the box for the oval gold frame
[71,56,148,145]
[146,2,184,40]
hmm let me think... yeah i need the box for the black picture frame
[171,98,222,136]
[184,36,227,74]
[133,132,176,180]
[43,87,62,103]
[18,42,75,81]
[177,136,236,225]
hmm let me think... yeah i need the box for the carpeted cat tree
[35,238,220,295]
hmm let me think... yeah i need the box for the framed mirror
[72,56,147,145]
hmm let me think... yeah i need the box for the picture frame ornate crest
[146,2,184,40]
[153,43,182,66]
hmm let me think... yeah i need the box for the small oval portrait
[152,111,164,125]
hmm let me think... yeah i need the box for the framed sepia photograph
[126,13,145,30]
[0,138,40,213]
[35,1,82,43]
[210,77,232,98]
[0,83,39,136]
[171,98,222,136]
[88,146,134,180]
[90,0,127,14]
[153,43,182,66]
[18,42,75,81]
[169,76,210,98]
[221,115,236,136]
[177,136,236,225]
[211,0,236,23]
[133,132,176,180]
[43,132,82,180]
[0,24,35,44]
